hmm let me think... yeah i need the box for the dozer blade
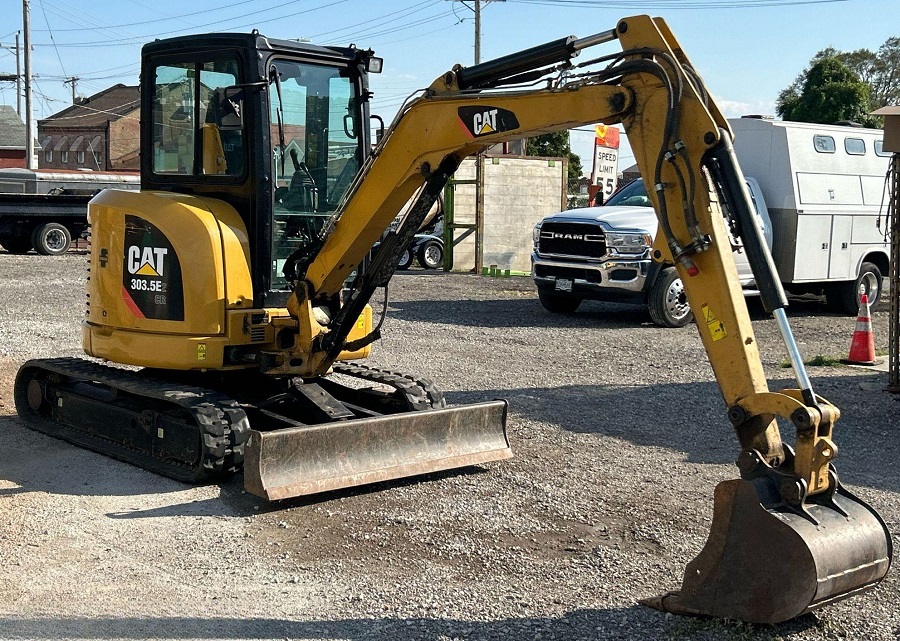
[244,400,511,500]
[643,477,891,624]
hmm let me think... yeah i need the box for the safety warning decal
[122,215,184,321]
[701,304,727,342]
[457,106,519,138]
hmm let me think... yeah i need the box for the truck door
[828,215,853,279]
[794,215,832,281]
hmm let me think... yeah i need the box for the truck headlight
[606,231,651,254]
[532,223,542,246]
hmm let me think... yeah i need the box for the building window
[814,135,835,153]
[61,151,69,163]
[844,138,865,155]
[875,140,892,157]
[76,150,85,164]
[45,150,52,163]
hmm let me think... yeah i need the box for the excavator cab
[139,35,373,307]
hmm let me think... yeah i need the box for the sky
[0,0,895,179]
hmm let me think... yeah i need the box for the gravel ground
[1,251,899,641]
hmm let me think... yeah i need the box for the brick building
[0,105,33,168]
[38,84,140,171]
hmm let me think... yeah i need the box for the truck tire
[0,235,32,254]
[648,266,693,328]
[396,247,414,270]
[417,239,443,269]
[828,261,883,314]
[538,288,582,314]
[32,223,72,256]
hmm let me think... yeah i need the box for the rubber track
[15,357,250,483]
[330,361,447,410]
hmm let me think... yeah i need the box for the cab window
[151,57,244,177]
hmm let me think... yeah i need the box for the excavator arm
[276,14,890,623]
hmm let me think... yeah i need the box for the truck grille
[539,222,606,258]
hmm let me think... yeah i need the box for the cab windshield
[269,59,360,289]
[605,178,652,208]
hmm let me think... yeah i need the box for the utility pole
[23,0,34,169]
[15,32,21,116]
[474,0,481,63]
[447,0,505,64]
[445,0,505,274]
[64,76,79,104]
[0,33,21,116]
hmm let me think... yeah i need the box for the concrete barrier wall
[449,155,566,273]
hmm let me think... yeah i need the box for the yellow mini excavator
[14,15,890,624]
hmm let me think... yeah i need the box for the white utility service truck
[531,117,892,326]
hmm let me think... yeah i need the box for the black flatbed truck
[0,168,139,255]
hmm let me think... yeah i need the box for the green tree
[778,36,899,125]
[776,57,874,126]
[526,131,583,191]
[839,38,900,110]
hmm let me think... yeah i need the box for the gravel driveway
[1,251,898,641]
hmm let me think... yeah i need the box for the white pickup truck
[531,118,891,327]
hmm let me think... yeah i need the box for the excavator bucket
[243,400,511,500]
[644,477,892,624]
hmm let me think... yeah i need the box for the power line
[32,0,282,31]
[505,0,848,6]
[307,1,440,40]
[31,0,349,47]
[42,0,145,42]
[35,0,67,78]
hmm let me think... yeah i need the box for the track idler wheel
[643,467,891,624]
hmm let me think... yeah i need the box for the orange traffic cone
[844,293,877,365]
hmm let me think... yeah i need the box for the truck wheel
[396,247,414,270]
[648,267,693,328]
[538,288,582,313]
[0,235,32,254]
[32,223,72,256]
[417,240,443,269]
[829,261,883,314]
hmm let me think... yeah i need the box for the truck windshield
[605,179,652,208]
[269,59,361,289]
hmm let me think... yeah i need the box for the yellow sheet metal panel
[86,190,227,337]
[197,196,253,310]
[84,323,229,369]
